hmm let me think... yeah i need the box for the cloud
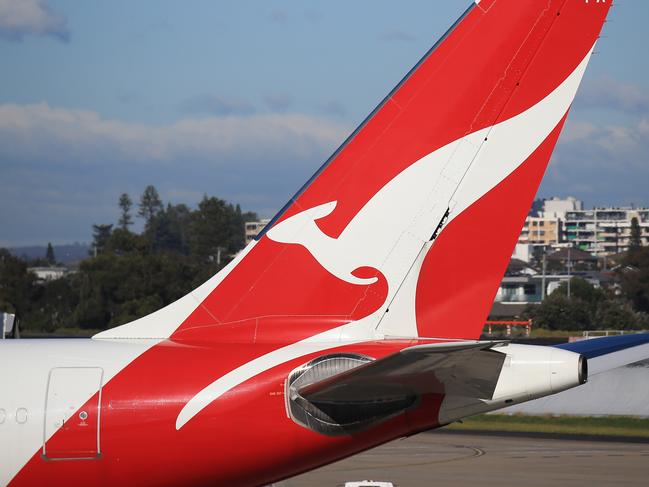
[0,102,348,165]
[540,74,649,206]
[575,75,649,115]
[559,121,599,143]
[559,118,649,164]
[178,94,255,116]
[379,29,416,43]
[318,100,347,118]
[0,0,69,42]
[539,116,649,206]
[0,103,350,245]
[263,93,293,112]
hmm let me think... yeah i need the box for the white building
[512,243,533,263]
[28,267,68,282]
[541,196,583,219]
[245,219,271,244]
[494,273,604,306]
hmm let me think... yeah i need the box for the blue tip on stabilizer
[555,333,649,359]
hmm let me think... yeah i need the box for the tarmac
[278,430,649,486]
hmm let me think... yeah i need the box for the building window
[523,284,536,295]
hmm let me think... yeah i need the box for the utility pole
[216,247,225,266]
[567,246,572,299]
[541,248,547,300]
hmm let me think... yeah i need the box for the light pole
[541,248,547,301]
[567,246,572,299]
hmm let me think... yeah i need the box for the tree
[138,185,163,225]
[106,228,146,255]
[26,276,78,333]
[149,204,192,254]
[524,294,592,331]
[69,252,195,329]
[45,242,56,265]
[619,246,649,314]
[526,276,647,331]
[0,249,36,319]
[552,277,604,304]
[594,300,642,330]
[1,189,257,334]
[189,196,245,263]
[629,217,642,253]
[118,193,134,230]
[91,224,113,256]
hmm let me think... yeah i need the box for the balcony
[566,212,595,221]
[596,212,627,221]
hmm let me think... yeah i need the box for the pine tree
[118,193,134,230]
[91,224,113,256]
[137,185,163,224]
[45,242,56,265]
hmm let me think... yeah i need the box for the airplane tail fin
[96,1,611,343]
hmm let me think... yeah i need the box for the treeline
[0,186,257,333]
[2,188,649,334]
[523,246,649,331]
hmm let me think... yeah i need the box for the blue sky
[1,0,648,246]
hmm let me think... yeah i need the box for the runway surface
[278,430,649,486]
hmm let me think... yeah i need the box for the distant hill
[9,243,90,265]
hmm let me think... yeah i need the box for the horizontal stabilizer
[286,341,508,435]
[556,334,649,376]
[297,341,507,406]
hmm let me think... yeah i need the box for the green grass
[446,414,649,438]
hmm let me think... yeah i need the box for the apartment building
[564,208,649,256]
[519,217,562,246]
[519,197,649,256]
[519,197,582,247]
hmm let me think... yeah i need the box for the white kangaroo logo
[266,200,381,286]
